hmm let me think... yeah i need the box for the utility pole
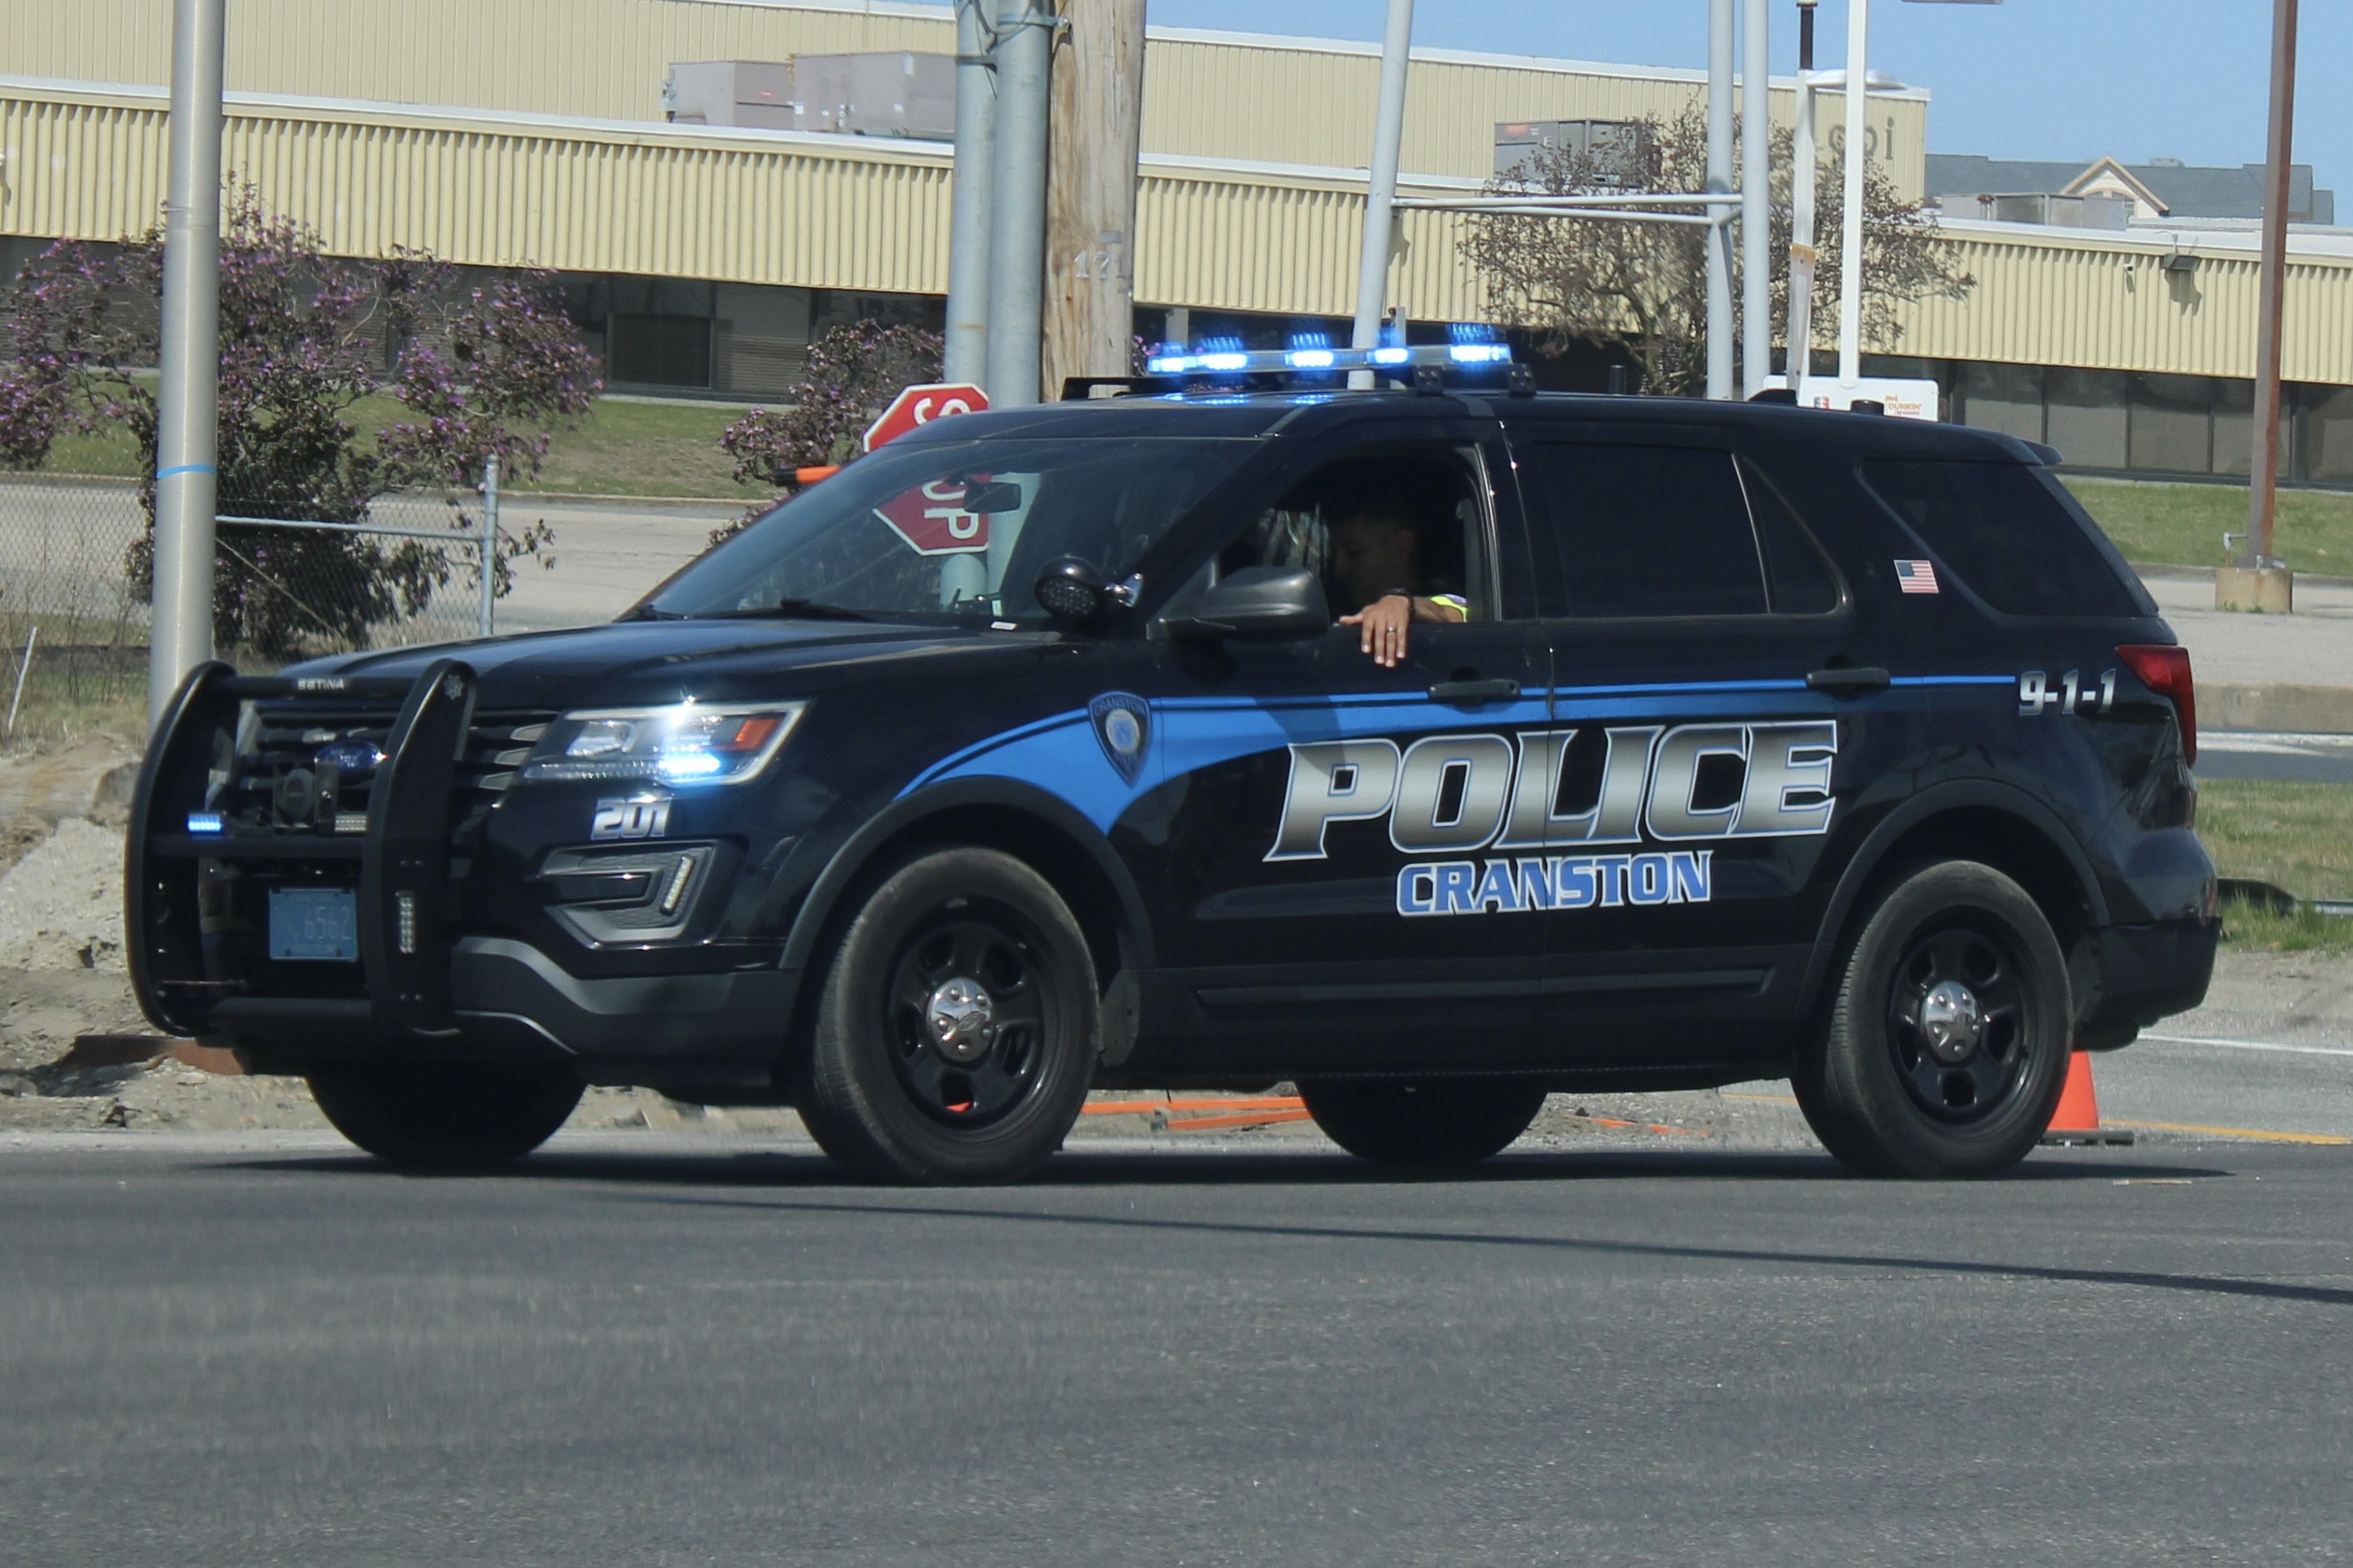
[148,0,226,730]
[1788,0,1820,397]
[1740,0,1770,398]
[1347,0,1414,390]
[1705,0,1735,399]
[985,0,1054,406]
[1043,0,1145,397]
[1835,0,1869,392]
[944,0,997,386]
[2225,0,2299,613]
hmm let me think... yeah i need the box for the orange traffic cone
[2040,1048,2135,1146]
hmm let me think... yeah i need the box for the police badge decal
[1088,692,1152,784]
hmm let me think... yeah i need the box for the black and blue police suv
[129,378,2215,1182]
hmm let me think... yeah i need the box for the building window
[609,315,713,388]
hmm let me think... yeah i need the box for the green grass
[2196,778,2353,901]
[2216,899,2353,954]
[35,395,771,501]
[2064,476,2353,574]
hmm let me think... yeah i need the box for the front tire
[307,1063,584,1172]
[1299,1079,1549,1166]
[794,846,1099,1184]
[1796,860,2073,1179]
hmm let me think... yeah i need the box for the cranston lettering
[1398,851,1713,917]
[1266,722,1838,863]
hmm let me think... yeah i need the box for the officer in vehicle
[1322,464,1468,669]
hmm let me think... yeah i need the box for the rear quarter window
[1859,459,2151,618]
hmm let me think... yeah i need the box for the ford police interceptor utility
[126,354,2217,1182]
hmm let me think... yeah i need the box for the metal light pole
[147,0,226,730]
[1788,1,1820,397]
[1705,0,1736,400]
[1740,0,1771,399]
[985,0,1053,406]
[2227,0,2300,614]
[1348,0,1415,390]
[944,0,996,386]
[1835,0,1870,393]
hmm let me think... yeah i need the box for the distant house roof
[1926,152,2332,224]
[2060,157,2170,215]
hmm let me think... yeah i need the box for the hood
[282,616,1035,708]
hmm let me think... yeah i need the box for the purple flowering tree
[711,321,943,544]
[0,190,599,655]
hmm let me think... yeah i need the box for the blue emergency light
[1144,341,1514,377]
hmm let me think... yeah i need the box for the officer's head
[1318,462,1448,613]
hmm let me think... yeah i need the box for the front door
[1136,423,1552,1073]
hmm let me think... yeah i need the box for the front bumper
[2078,915,2220,1049]
[127,661,797,1089]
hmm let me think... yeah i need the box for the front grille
[226,700,556,838]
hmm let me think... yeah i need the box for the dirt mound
[0,817,126,971]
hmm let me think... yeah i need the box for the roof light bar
[1143,342,1515,377]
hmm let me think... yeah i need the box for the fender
[776,775,1160,976]
[1798,778,2108,1013]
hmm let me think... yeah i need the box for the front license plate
[269,886,358,962]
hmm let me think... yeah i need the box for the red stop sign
[863,382,989,452]
[875,475,993,556]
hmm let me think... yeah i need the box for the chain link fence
[0,474,505,739]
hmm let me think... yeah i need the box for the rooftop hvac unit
[663,55,954,140]
[1492,119,1651,187]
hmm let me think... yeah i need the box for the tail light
[2117,643,2195,765]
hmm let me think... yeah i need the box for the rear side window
[1859,459,2145,617]
[1528,444,1767,617]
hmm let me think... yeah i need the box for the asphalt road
[3,1130,2349,1565]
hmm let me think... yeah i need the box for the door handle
[1429,677,1521,705]
[1805,665,1891,693]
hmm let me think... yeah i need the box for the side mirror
[1158,565,1330,641]
[1035,555,1112,624]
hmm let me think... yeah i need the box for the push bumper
[127,662,795,1087]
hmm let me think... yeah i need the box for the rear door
[1503,420,1916,1070]
[1138,416,1553,1072]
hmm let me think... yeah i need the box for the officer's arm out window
[1533,444,1767,617]
[1858,458,2151,617]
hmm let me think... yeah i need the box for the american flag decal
[1894,559,1940,594]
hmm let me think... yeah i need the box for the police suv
[128,351,2217,1182]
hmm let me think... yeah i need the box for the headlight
[520,701,806,786]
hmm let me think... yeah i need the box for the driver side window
[1214,447,1492,623]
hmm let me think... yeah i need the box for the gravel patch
[0,817,124,971]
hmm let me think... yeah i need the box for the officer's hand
[1339,593,1414,668]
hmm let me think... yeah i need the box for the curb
[2201,683,2353,736]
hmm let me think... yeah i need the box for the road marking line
[2140,1032,2353,1059]
[1721,1092,1800,1105]
[2108,1119,2351,1146]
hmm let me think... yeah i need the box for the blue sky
[1141,1,2349,182]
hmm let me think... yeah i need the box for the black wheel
[307,1063,584,1172]
[1796,860,2073,1178]
[1299,1079,1549,1166]
[794,846,1098,1184]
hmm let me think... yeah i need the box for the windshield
[640,436,1255,624]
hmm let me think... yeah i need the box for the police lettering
[1398,850,1714,917]
[1268,721,1836,863]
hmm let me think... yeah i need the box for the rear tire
[793,846,1098,1184]
[308,1063,583,1172]
[1795,860,2073,1179]
[1299,1079,1549,1166]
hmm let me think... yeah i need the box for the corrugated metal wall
[0,0,1928,192]
[1891,226,2353,387]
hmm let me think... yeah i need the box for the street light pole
[1347,0,1415,391]
[1740,0,1771,399]
[1787,1,1820,398]
[147,0,226,730]
[1705,0,1736,400]
[2233,0,2299,613]
[943,0,996,387]
[1835,0,1869,392]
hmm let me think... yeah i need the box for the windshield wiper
[616,604,686,621]
[715,598,877,623]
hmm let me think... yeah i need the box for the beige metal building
[3,0,2349,483]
